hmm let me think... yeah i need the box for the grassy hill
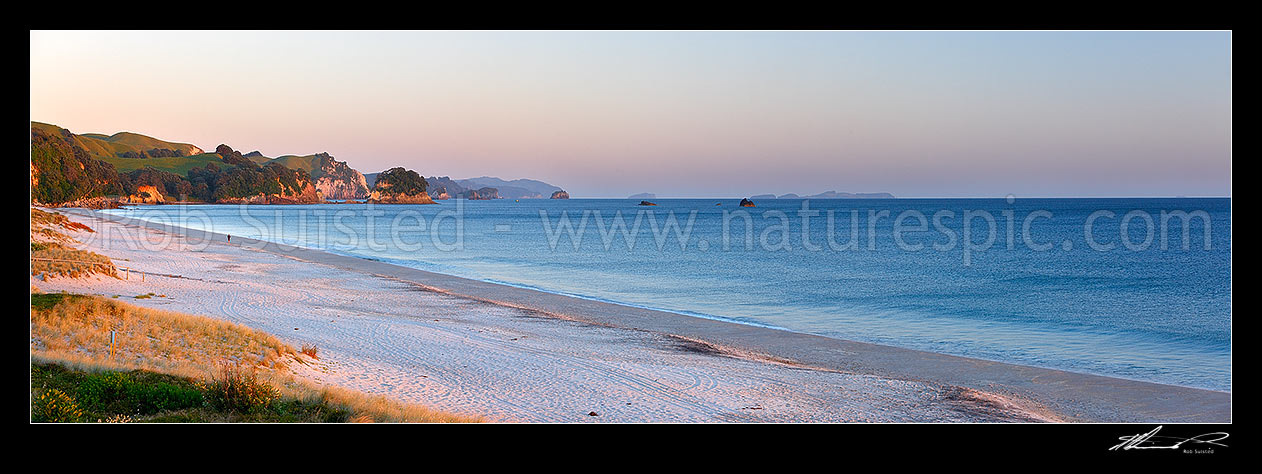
[231,152,331,179]
[100,153,233,177]
[266,154,325,178]
[30,123,131,203]
[31,122,322,204]
[33,122,203,160]
[243,151,272,165]
[31,122,368,202]
[33,122,216,178]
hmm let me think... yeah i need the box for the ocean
[101,197,1231,391]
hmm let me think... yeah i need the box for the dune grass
[30,292,480,423]
[31,208,116,279]
[31,242,117,279]
[31,207,95,234]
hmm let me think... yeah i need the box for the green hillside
[32,122,203,160]
[31,122,322,205]
[30,123,130,203]
[235,152,326,177]
[31,122,237,177]
[245,152,272,165]
[100,153,237,176]
[32,122,323,180]
[266,155,325,178]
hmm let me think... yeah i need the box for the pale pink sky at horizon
[30,30,1231,197]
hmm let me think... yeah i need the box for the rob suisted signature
[1110,425,1229,452]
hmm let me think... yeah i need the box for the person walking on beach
[227,234,231,243]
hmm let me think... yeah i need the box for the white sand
[32,210,1053,422]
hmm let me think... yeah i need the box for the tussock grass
[31,208,95,235]
[31,242,117,279]
[204,364,281,413]
[30,208,116,279]
[31,293,293,376]
[30,292,479,423]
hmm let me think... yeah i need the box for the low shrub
[33,388,83,423]
[204,364,280,413]
[76,371,203,416]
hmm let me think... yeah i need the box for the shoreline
[337,252,1231,395]
[44,207,1231,422]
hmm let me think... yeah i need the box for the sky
[30,30,1231,198]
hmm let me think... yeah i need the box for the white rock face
[314,155,370,200]
[317,172,369,200]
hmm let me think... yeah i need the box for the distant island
[399,175,564,201]
[627,193,656,200]
[749,191,895,199]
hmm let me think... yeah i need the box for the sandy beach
[31,208,1230,423]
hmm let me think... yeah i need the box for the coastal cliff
[120,185,166,204]
[32,121,538,207]
[30,123,330,207]
[30,123,130,205]
[216,180,323,204]
[463,187,499,200]
[260,151,370,200]
[367,189,436,204]
[310,152,370,200]
[422,177,511,200]
[206,145,324,204]
[456,176,560,199]
[424,176,464,200]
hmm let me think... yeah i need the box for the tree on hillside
[215,144,256,168]
[30,126,130,203]
[128,167,192,200]
[373,167,428,195]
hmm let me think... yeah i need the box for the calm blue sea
[103,198,1231,391]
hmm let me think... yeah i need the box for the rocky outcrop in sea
[367,190,437,204]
